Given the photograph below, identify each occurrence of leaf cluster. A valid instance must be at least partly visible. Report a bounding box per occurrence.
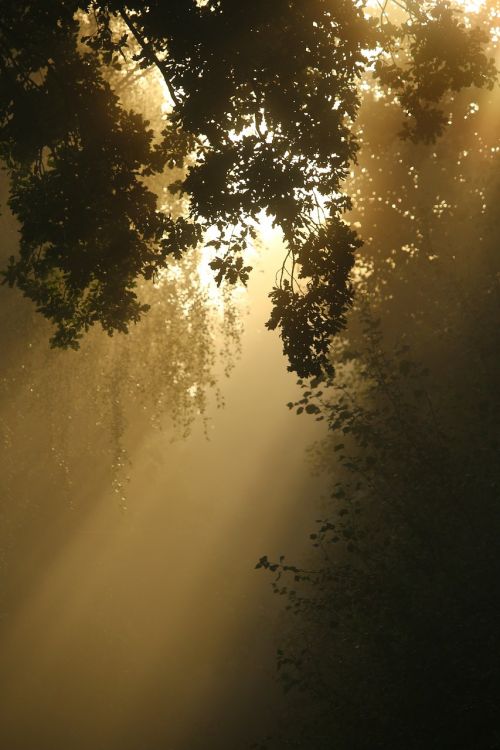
[0,0,496,372]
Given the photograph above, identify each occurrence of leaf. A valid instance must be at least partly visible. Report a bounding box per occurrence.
[305,403,321,414]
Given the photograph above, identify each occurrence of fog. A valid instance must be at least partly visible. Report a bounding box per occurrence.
[1,4,499,748]
[0,197,329,749]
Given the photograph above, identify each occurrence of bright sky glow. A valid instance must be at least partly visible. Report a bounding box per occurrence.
[366,0,487,16]
[457,0,486,12]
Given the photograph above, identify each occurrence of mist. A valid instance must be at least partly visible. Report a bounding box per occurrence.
[1,2,499,749]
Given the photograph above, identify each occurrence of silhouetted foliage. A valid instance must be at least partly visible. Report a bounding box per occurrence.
[257,48,500,747]
[260,341,500,748]
[0,0,496,374]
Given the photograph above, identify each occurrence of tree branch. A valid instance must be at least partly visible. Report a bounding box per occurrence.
[117,7,181,108]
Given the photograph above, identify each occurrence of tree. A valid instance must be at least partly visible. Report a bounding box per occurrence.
[255,43,500,747]
[0,0,496,375]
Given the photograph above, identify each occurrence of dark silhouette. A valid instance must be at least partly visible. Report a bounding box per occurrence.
[0,1,496,374]
[257,70,500,749]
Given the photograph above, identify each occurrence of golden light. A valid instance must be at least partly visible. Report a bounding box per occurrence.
[457,0,486,12]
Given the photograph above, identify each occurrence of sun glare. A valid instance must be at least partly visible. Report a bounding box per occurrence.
[457,0,486,12]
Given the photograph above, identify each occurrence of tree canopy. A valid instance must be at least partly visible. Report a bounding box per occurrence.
[0,0,496,375]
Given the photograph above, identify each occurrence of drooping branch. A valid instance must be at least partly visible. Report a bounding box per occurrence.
[117,7,181,108]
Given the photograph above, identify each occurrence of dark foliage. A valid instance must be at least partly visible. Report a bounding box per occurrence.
[0,0,496,371]
[260,322,500,749]
[257,67,500,748]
